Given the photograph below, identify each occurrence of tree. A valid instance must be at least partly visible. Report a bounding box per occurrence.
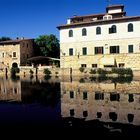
[0,37,11,42]
[35,34,60,58]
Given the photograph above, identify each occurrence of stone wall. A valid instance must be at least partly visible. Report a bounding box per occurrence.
[61,53,140,70]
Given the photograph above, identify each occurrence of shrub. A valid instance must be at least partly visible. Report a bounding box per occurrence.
[44,75,51,81]
[79,78,85,83]
[97,68,107,75]
[11,67,20,76]
[112,68,133,76]
[11,75,20,82]
[29,69,34,75]
[125,68,133,76]
[111,76,133,83]
[79,67,85,73]
[90,69,96,74]
[44,68,51,75]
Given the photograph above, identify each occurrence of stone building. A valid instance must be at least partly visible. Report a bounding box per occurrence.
[58,5,140,70]
[0,38,34,69]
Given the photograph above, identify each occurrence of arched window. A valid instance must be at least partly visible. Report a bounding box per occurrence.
[128,23,133,32]
[82,28,87,36]
[112,25,116,33]
[96,27,101,35]
[69,30,73,37]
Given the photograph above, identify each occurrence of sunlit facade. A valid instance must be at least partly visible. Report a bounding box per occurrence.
[58,5,140,70]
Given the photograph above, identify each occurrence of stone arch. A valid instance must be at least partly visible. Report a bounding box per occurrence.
[12,62,18,68]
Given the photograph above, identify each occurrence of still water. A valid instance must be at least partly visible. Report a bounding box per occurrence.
[0,75,140,134]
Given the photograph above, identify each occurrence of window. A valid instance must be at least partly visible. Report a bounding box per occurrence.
[128,23,133,32]
[69,48,73,56]
[109,112,117,121]
[70,109,75,117]
[96,27,101,35]
[92,64,97,68]
[83,91,88,100]
[110,93,120,101]
[128,94,134,102]
[128,45,133,53]
[127,114,134,123]
[96,112,102,118]
[95,47,104,54]
[69,30,73,37]
[95,92,104,100]
[83,111,88,118]
[27,54,29,58]
[119,63,125,68]
[82,47,87,55]
[14,88,17,94]
[110,46,119,54]
[70,91,74,99]
[27,43,28,48]
[82,28,87,36]
[109,25,117,34]
[81,64,87,68]
[2,53,4,58]
[13,52,16,58]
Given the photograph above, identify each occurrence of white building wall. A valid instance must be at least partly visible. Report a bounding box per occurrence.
[59,19,140,69]
[60,21,140,43]
[108,9,122,14]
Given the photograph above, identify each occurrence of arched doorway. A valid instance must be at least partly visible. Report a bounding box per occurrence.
[12,63,18,68]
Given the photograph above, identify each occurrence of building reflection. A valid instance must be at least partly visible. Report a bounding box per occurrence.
[0,76,60,107]
[0,77,21,102]
[61,77,140,126]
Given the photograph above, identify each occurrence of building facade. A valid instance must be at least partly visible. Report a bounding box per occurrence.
[0,38,34,69]
[58,5,140,70]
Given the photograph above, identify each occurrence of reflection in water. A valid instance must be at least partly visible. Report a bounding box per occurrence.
[0,76,61,127]
[0,75,140,134]
[61,76,140,134]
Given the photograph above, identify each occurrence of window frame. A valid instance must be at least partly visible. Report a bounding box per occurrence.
[82,28,87,36]
[128,23,133,32]
[82,47,87,55]
[96,27,101,35]
[69,30,73,37]
[69,48,73,56]
[13,52,17,58]
[128,45,133,53]
[95,47,104,54]
[109,25,117,34]
[110,46,120,54]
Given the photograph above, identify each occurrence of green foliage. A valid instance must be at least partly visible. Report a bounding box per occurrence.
[34,34,60,58]
[89,76,133,83]
[125,68,133,76]
[97,68,107,75]
[44,75,51,81]
[89,69,96,74]
[79,67,85,73]
[112,68,133,76]
[44,68,51,75]
[11,67,20,76]
[0,37,11,42]
[111,76,133,83]
[11,75,20,82]
[29,69,34,75]
[79,78,85,83]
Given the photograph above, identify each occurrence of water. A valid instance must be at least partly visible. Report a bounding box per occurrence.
[0,75,140,135]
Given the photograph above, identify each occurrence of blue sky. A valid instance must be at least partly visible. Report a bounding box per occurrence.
[0,0,140,39]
